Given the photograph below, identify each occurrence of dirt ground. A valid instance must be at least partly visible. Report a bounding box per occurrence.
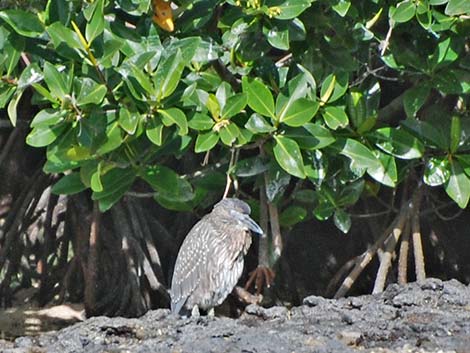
[1,278,469,353]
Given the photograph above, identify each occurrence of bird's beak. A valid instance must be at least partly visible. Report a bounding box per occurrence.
[236,212,264,235]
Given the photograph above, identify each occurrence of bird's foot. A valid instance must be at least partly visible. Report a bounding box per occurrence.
[191,305,201,318]
[233,286,263,305]
[244,265,276,295]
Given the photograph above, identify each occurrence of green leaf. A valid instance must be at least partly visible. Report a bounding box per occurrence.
[159,108,188,136]
[242,77,275,118]
[154,49,185,100]
[142,165,194,202]
[51,173,87,195]
[371,127,424,159]
[264,24,289,50]
[320,74,336,103]
[333,138,381,172]
[7,90,22,127]
[424,157,450,186]
[146,119,164,146]
[445,0,470,16]
[450,116,461,153]
[188,113,214,131]
[403,85,430,118]
[43,62,68,98]
[96,122,123,155]
[280,98,319,127]
[245,113,276,134]
[76,79,107,106]
[206,94,220,119]
[347,91,366,129]
[367,150,397,187]
[273,0,313,20]
[219,122,240,146]
[401,119,448,149]
[273,135,306,179]
[302,123,336,149]
[17,63,44,90]
[235,156,269,177]
[334,209,351,233]
[92,168,136,212]
[327,73,349,103]
[322,106,349,130]
[391,0,416,23]
[332,0,351,17]
[195,131,219,153]
[280,206,307,227]
[85,0,104,43]
[31,109,65,128]
[0,10,43,37]
[26,124,67,147]
[221,93,248,119]
[119,107,140,135]
[445,160,470,208]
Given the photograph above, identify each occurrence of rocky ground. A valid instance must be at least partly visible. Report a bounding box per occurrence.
[1,278,470,353]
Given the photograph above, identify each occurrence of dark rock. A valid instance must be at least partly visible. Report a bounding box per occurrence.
[1,279,470,353]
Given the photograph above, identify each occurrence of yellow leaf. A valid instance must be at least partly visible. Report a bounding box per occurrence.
[152,0,174,32]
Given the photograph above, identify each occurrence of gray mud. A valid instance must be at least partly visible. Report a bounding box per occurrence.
[2,278,469,353]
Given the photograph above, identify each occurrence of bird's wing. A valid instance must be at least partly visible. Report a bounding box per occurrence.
[170,219,210,314]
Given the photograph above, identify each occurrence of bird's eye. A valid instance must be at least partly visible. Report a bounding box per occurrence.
[161,11,166,16]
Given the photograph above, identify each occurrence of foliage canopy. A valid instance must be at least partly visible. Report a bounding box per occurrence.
[1,0,470,234]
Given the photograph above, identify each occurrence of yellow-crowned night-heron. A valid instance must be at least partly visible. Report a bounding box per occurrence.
[170,198,263,316]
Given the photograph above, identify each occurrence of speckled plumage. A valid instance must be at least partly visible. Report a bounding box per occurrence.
[170,198,262,316]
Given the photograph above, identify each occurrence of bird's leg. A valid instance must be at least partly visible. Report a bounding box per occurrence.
[207,308,215,317]
[233,286,262,305]
[244,266,276,295]
[191,305,201,318]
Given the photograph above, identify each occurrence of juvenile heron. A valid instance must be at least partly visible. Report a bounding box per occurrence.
[170,198,263,316]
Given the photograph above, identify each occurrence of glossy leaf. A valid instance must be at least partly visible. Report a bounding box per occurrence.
[142,165,194,202]
[280,98,319,127]
[280,206,307,227]
[85,0,104,43]
[274,0,313,20]
[51,173,87,195]
[0,10,43,37]
[445,0,470,16]
[31,109,65,128]
[273,135,306,179]
[322,106,349,130]
[154,49,184,100]
[371,127,424,159]
[146,119,164,146]
[242,77,275,118]
[403,85,430,118]
[245,113,276,134]
[445,160,470,208]
[424,157,450,186]
[92,168,136,212]
[188,113,214,131]
[119,107,140,135]
[195,131,219,153]
[391,1,416,23]
[221,93,247,119]
[26,124,67,147]
[334,209,351,233]
[159,108,188,136]
[43,62,68,99]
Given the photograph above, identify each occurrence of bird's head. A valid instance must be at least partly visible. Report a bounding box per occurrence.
[213,198,264,235]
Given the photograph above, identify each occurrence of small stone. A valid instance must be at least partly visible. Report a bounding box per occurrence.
[337,330,362,346]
